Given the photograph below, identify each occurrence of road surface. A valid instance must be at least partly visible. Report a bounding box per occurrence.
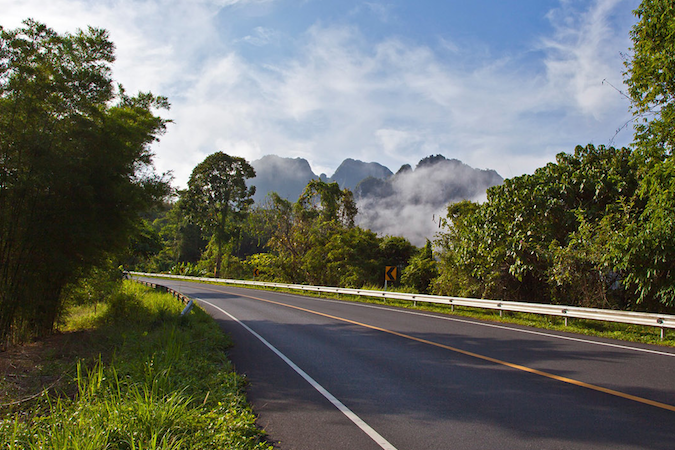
[137,276,675,449]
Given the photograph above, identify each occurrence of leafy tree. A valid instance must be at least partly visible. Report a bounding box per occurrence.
[257,193,309,281]
[434,145,637,306]
[432,1,675,310]
[379,235,417,268]
[296,179,357,227]
[144,201,209,272]
[181,152,256,277]
[625,0,675,160]
[123,219,164,269]
[402,240,438,294]
[548,215,624,309]
[613,157,675,309]
[614,0,675,309]
[258,180,388,287]
[303,226,382,287]
[0,20,170,343]
[433,200,484,297]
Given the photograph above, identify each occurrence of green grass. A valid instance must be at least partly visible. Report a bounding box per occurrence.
[0,281,272,450]
[192,278,675,347]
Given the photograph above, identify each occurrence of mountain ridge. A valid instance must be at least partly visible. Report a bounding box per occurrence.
[249,154,503,244]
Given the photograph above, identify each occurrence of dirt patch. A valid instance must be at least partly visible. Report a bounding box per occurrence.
[0,330,100,411]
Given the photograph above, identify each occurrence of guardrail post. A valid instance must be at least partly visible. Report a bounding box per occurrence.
[657,319,665,341]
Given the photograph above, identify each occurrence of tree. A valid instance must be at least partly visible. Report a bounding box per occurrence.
[402,240,438,294]
[612,157,675,309]
[434,145,636,306]
[0,20,170,344]
[433,200,484,297]
[614,1,675,309]
[379,235,416,268]
[259,193,309,282]
[257,180,390,287]
[296,179,357,227]
[182,152,256,277]
[625,0,675,160]
[304,226,382,287]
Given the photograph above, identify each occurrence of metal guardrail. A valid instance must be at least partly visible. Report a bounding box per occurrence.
[134,279,191,305]
[129,272,675,339]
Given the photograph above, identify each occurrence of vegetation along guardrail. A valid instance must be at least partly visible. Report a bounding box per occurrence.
[130,272,675,340]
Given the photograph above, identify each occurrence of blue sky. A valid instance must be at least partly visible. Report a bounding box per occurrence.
[5,0,640,187]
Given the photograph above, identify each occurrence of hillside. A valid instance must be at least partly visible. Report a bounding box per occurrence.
[328,158,393,190]
[249,155,317,204]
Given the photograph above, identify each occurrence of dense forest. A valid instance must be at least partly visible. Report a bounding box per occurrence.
[2,0,675,346]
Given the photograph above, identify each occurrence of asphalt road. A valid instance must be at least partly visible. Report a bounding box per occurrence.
[137,277,675,449]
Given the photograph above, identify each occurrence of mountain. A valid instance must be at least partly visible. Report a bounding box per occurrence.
[355,155,502,204]
[249,155,316,204]
[329,158,393,190]
[354,155,503,245]
[248,154,503,245]
[249,155,393,202]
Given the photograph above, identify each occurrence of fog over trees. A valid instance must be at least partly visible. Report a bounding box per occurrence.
[355,156,503,245]
[248,154,502,245]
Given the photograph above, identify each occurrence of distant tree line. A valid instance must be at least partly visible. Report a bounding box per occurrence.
[145,172,419,290]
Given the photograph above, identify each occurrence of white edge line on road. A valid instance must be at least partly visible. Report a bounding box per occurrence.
[196,297,399,450]
[267,290,675,358]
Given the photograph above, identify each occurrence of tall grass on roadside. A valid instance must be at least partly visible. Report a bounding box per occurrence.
[0,281,271,450]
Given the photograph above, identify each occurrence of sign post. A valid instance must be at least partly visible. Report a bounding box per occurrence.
[384,266,397,291]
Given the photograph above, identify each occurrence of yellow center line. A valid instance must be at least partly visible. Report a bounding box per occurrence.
[197,284,675,413]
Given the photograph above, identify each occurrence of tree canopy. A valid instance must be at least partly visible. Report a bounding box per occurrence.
[0,20,170,344]
[434,144,638,307]
[181,152,256,277]
[616,0,675,308]
[431,1,675,311]
[626,0,675,160]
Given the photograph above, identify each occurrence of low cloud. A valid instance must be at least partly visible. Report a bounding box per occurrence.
[355,158,503,246]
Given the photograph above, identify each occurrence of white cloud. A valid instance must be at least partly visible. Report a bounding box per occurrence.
[218,0,274,5]
[375,129,422,158]
[2,0,638,191]
[541,0,634,118]
[237,26,279,46]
